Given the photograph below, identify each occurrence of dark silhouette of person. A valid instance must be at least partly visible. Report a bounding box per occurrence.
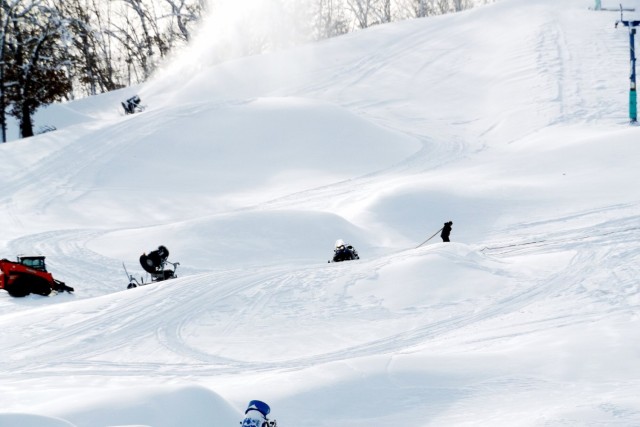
[441,221,453,242]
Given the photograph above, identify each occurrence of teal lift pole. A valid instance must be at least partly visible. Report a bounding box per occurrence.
[616,4,640,123]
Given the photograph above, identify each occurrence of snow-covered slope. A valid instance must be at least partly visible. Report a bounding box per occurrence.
[1,0,640,425]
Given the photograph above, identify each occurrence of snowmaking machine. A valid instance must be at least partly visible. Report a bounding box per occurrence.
[121,95,144,115]
[125,245,179,289]
[0,255,74,297]
[241,400,277,427]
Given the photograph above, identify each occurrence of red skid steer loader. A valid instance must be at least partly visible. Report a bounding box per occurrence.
[0,256,74,297]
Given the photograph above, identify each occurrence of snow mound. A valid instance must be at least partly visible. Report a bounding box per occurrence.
[47,385,240,427]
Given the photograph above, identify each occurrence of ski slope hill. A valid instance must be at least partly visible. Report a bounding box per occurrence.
[1,0,640,425]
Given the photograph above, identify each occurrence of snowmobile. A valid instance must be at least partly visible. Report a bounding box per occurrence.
[241,400,277,427]
[125,245,179,289]
[330,239,359,263]
[0,255,74,297]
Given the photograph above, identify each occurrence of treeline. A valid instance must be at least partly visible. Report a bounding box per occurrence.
[0,0,204,140]
[0,0,491,141]
[310,0,493,39]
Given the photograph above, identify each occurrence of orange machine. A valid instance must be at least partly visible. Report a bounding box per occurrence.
[0,256,73,297]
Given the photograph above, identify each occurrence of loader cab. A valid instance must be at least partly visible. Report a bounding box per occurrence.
[17,256,47,272]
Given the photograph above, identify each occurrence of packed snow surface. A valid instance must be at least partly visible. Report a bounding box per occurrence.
[2,0,640,425]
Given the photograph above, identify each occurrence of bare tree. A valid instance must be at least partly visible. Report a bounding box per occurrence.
[0,0,23,142]
[117,0,155,79]
[451,0,472,12]
[313,0,350,40]
[2,0,73,138]
[54,0,117,96]
[435,0,450,14]
[346,0,373,28]
[163,0,204,43]
[87,0,122,92]
[374,0,392,24]
[412,0,434,18]
[396,0,478,19]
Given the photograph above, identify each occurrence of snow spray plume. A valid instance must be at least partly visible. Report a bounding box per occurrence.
[144,0,314,97]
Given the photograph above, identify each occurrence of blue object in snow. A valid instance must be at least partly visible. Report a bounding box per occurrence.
[245,400,270,417]
[242,400,278,427]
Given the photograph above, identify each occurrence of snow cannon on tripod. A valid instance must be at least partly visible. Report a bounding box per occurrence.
[125,245,180,289]
[121,95,144,115]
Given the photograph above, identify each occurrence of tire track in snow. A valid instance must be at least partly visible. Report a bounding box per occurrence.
[0,266,295,376]
[479,208,640,333]
[13,253,551,376]
[6,228,139,296]
[5,192,638,379]
[214,220,639,372]
[153,268,295,366]
[4,215,637,380]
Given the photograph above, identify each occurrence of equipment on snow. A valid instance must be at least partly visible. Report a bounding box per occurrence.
[329,239,359,263]
[121,95,144,115]
[125,245,180,289]
[241,400,277,427]
[416,227,443,248]
[0,255,74,297]
[615,4,640,123]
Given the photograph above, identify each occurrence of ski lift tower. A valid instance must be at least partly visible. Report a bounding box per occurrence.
[616,4,640,123]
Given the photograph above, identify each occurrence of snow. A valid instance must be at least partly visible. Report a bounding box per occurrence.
[2,0,640,425]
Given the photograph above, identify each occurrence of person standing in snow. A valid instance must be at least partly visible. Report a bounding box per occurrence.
[441,221,453,242]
